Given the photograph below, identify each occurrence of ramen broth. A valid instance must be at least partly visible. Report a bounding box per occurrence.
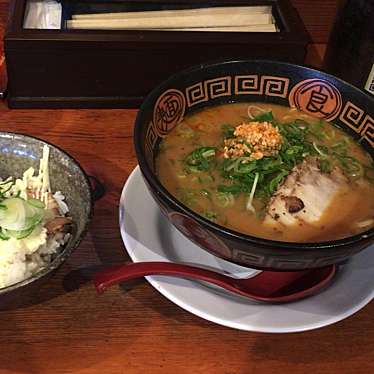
[157,103,374,242]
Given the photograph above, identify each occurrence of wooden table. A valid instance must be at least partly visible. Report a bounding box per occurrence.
[1,1,374,373]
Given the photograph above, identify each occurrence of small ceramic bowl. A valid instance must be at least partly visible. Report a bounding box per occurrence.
[0,132,93,308]
[134,60,374,271]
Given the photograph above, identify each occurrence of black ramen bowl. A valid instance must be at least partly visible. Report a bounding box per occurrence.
[134,60,374,271]
[0,133,93,308]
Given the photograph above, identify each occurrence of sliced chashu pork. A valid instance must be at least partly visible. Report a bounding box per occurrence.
[265,157,348,227]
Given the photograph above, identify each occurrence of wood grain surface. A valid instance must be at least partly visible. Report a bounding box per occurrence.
[1,1,373,374]
[291,0,339,43]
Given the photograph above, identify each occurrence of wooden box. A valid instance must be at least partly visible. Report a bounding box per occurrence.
[4,0,310,108]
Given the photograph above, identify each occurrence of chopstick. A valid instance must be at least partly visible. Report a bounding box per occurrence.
[66,24,277,32]
[71,6,272,20]
[158,25,278,32]
[67,13,274,30]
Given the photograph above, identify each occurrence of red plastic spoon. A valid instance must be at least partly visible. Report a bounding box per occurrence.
[93,262,336,303]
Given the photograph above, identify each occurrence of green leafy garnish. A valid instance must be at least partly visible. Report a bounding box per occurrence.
[185,147,216,172]
[217,118,316,202]
[333,152,363,178]
[307,120,326,140]
[252,111,274,122]
[3,227,35,240]
[221,124,235,139]
[213,192,235,208]
[268,170,289,194]
[319,158,332,173]
[27,198,46,209]
[204,210,218,222]
[0,196,45,240]
[0,230,9,240]
[178,111,374,217]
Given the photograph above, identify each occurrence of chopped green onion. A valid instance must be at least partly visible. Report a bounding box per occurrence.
[333,153,363,178]
[221,124,235,139]
[294,119,309,129]
[313,142,329,157]
[218,184,248,194]
[201,149,215,158]
[252,111,274,122]
[0,179,14,195]
[214,192,235,208]
[319,159,332,173]
[0,229,9,240]
[268,170,289,194]
[0,179,12,185]
[186,166,201,173]
[185,147,216,172]
[308,120,326,140]
[204,211,218,222]
[27,198,45,209]
[234,160,257,174]
[4,226,35,240]
[0,197,44,232]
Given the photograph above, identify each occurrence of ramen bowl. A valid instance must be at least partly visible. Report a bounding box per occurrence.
[0,132,93,308]
[134,60,374,271]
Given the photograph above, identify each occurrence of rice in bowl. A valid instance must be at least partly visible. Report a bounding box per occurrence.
[0,145,72,289]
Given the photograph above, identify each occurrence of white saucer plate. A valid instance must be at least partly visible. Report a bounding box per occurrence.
[119,167,374,333]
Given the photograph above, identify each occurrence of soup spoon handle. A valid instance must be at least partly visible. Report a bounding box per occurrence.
[93,261,336,302]
[94,261,246,294]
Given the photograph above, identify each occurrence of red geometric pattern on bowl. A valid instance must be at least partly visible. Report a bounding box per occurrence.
[169,212,232,259]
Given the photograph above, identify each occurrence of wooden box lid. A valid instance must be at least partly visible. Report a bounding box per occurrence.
[4,0,310,108]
